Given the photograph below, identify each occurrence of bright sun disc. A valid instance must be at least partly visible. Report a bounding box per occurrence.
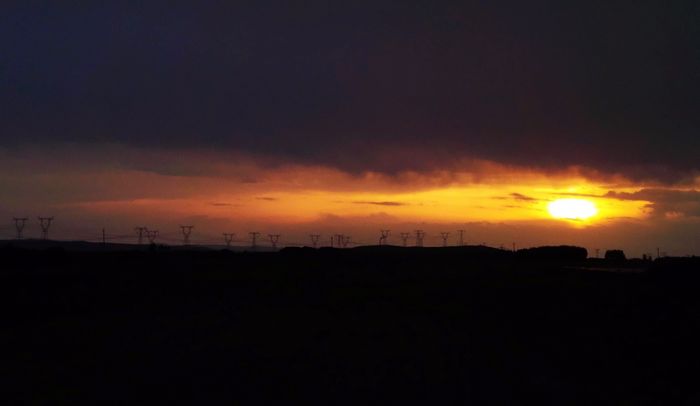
[547,198,598,220]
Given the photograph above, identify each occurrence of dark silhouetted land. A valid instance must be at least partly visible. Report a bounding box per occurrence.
[2,242,699,404]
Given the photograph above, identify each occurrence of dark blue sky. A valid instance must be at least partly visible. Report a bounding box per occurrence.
[2,1,699,180]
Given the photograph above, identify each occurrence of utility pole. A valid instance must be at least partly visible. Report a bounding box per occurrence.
[440,232,450,247]
[223,233,235,248]
[13,217,27,240]
[135,227,148,245]
[37,217,54,240]
[310,234,320,248]
[146,230,159,244]
[268,234,280,249]
[415,230,425,247]
[180,225,194,245]
[249,232,260,249]
[379,229,391,245]
[400,232,410,247]
[457,229,465,246]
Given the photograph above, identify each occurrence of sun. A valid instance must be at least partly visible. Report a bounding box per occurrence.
[547,198,598,220]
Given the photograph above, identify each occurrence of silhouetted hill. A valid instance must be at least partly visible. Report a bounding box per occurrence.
[1,246,699,404]
[515,245,588,261]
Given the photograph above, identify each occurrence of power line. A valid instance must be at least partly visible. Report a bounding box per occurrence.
[440,232,450,247]
[400,232,410,247]
[146,230,159,244]
[180,225,194,245]
[223,233,235,248]
[13,217,27,240]
[414,230,425,247]
[310,234,320,248]
[135,227,147,244]
[268,234,280,249]
[379,229,391,245]
[249,232,260,249]
[37,217,54,240]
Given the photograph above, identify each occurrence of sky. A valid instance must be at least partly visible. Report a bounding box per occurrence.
[1,1,699,256]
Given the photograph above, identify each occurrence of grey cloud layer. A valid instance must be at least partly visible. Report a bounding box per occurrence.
[1,1,699,181]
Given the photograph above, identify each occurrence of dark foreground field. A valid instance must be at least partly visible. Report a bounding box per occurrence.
[2,245,700,405]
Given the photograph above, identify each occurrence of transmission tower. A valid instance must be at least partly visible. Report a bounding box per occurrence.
[379,229,391,245]
[334,234,344,248]
[457,229,465,246]
[249,232,260,249]
[268,234,280,249]
[223,233,235,248]
[414,230,425,247]
[135,227,147,244]
[310,234,320,248]
[37,217,54,240]
[400,232,410,247]
[13,217,27,240]
[180,225,194,245]
[342,235,351,248]
[440,232,450,247]
[146,230,159,244]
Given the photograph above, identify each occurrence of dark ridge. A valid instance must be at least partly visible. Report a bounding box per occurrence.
[515,245,588,261]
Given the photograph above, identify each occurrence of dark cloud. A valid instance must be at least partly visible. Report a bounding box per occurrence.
[510,193,538,202]
[255,197,278,201]
[1,1,699,181]
[493,193,539,202]
[352,201,407,206]
[210,202,235,207]
[606,189,700,218]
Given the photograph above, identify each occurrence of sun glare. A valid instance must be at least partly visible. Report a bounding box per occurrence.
[547,198,598,220]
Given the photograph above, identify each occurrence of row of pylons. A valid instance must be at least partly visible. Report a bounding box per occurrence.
[10,219,475,250]
[12,217,53,240]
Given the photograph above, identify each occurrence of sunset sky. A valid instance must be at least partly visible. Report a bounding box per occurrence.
[1,2,699,256]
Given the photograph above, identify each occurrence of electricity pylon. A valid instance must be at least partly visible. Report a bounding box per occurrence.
[310,234,320,248]
[37,217,54,240]
[146,230,159,243]
[334,234,344,248]
[13,217,27,240]
[457,229,465,246]
[249,232,260,249]
[135,227,147,244]
[268,234,280,249]
[223,233,235,248]
[414,230,425,247]
[400,232,410,247]
[440,232,450,247]
[379,229,391,245]
[180,225,194,245]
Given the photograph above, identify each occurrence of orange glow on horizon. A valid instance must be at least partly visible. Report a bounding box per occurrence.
[69,168,651,227]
